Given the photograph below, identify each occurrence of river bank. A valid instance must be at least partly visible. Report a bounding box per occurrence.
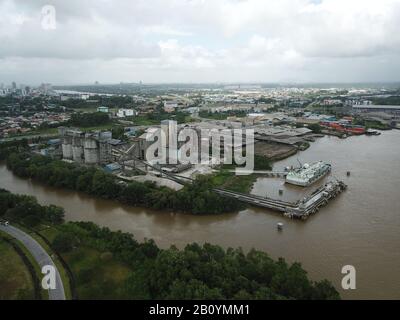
[1,130,400,299]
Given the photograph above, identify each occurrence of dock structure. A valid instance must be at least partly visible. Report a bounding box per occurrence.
[228,169,287,178]
[112,147,347,220]
[283,180,347,219]
[214,180,347,220]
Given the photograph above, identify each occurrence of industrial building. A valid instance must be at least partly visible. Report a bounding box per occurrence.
[97,106,109,113]
[163,101,178,113]
[352,104,400,115]
[58,127,114,165]
[135,120,253,167]
[117,108,137,118]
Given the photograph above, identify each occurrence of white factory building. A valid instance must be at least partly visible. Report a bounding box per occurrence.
[117,108,137,118]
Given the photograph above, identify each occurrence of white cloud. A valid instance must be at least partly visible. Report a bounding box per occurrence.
[0,0,399,84]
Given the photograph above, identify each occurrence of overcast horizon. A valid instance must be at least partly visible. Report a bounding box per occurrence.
[1,0,400,86]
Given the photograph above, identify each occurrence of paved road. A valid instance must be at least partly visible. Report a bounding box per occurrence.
[0,224,66,300]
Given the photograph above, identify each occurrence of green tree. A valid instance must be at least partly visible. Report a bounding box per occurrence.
[52,232,78,253]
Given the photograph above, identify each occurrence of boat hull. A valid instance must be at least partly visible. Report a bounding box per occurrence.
[285,166,331,187]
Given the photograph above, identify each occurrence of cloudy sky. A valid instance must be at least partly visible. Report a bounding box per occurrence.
[1,0,400,85]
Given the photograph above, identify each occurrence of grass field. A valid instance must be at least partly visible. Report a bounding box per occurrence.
[38,226,131,300]
[77,123,116,132]
[63,247,131,299]
[6,224,132,300]
[210,169,258,193]
[0,236,35,300]
[6,127,58,139]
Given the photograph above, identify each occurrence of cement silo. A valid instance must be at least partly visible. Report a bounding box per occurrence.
[84,135,100,164]
[61,136,73,159]
[98,131,112,164]
[58,127,73,160]
[72,134,84,163]
[99,131,112,141]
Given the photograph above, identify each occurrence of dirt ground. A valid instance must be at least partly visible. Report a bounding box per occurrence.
[254,141,298,161]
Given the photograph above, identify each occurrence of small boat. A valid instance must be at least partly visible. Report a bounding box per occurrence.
[365,129,381,136]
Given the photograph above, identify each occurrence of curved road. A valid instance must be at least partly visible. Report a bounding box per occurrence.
[0,224,66,300]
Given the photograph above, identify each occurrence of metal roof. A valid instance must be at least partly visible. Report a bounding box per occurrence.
[352,105,400,110]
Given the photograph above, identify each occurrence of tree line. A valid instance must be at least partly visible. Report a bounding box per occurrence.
[0,189,64,227]
[59,221,339,300]
[0,139,29,161]
[6,152,241,215]
[68,112,111,127]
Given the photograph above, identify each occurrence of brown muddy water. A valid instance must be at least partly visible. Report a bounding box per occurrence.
[1,130,400,299]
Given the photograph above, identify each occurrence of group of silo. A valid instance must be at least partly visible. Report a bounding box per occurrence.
[58,127,112,165]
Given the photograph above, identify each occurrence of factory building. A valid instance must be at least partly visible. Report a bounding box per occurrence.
[136,120,247,166]
[117,108,137,118]
[352,104,400,115]
[58,127,113,165]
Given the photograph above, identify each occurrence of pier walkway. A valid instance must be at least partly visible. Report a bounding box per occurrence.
[228,169,287,178]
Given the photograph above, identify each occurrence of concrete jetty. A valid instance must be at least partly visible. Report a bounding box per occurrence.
[113,149,347,220]
[214,180,347,220]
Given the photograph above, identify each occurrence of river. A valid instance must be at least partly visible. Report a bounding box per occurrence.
[1,130,400,299]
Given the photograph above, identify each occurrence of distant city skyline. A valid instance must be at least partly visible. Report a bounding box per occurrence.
[1,0,400,85]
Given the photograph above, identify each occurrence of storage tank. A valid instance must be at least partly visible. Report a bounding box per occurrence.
[58,127,67,136]
[99,141,111,164]
[62,142,73,159]
[61,135,73,159]
[99,131,112,141]
[84,137,99,164]
[72,146,84,163]
[72,136,84,163]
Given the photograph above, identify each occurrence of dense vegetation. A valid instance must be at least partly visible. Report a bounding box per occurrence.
[60,221,339,300]
[210,170,257,193]
[199,110,247,120]
[69,112,111,127]
[0,188,340,300]
[307,123,322,134]
[0,238,35,299]
[0,96,15,107]
[133,106,192,125]
[353,118,391,130]
[253,154,273,170]
[0,189,64,227]
[58,95,137,110]
[0,139,28,161]
[5,153,241,214]
[371,96,400,105]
